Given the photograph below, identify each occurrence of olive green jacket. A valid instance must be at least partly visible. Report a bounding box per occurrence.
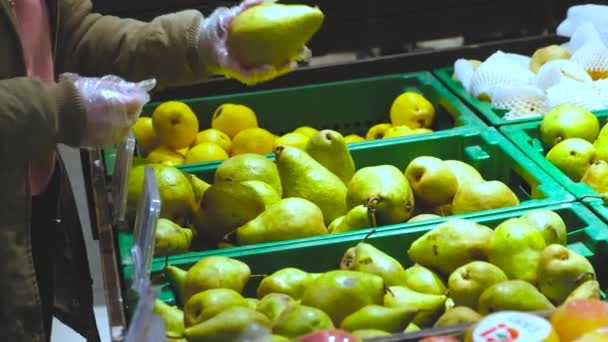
[0,0,209,340]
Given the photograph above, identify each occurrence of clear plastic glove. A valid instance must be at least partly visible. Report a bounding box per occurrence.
[198,0,311,86]
[61,73,156,149]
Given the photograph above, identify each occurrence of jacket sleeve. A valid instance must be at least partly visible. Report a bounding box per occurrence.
[0,78,86,164]
[57,0,209,91]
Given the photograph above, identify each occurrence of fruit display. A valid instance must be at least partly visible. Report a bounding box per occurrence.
[122,127,565,260]
[132,91,439,167]
[143,207,604,341]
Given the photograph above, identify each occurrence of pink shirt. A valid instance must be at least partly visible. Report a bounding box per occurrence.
[13,0,57,196]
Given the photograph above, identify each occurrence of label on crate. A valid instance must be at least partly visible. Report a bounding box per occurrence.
[469,311,557,342]
[112,130,136,224]
[131,165,161,294]
[124,284,165,342]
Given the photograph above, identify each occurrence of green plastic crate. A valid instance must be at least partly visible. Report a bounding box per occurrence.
[103,71,485,176]
[434,66,608,127]
[500,111,608,201]
[121,202,608,322]
[116,127,574,267]
[589,200,608,225]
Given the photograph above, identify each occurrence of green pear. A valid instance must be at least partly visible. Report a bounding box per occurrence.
[165,265,188,307]
[347,165,415,225]
[451,180,520,215]
[331,205,372,234]
[447,261,508,309]
[530,45,572,73]
[183,288,248,327]
[352,330,390,339]
[305,129,356,185]
[301,270,385,325]
[477,280,555,315]
[328,216,344,233]
[520,209,568,246]
[256,293,296,323]
[272,304,335,339]
[407,213,442,223]
[407,219,494,275]
[546,138,597,181]
[404,156,459,207]
[582,159,608,194]
[540,104,599,148]
[257,267,317,300]
[185,173,211,206]
[241,180,282,204]
[271,335,290,342]
[564,279,601,303]
[153,300,184,337]
[214,153,282,196]
[593,123,608,161]
[340,304,418,333]
[443,160,484,187]
[275,145,347,224]
[246,298,260,310]
[228,3,324,69]
[192,181,278,243]
[183,306,271,342]
[537,244,596,304]
[184,256,251,302]
[433,306,483,328]
[403,264,447,295]
[340,242,407,286]
[236,197,328,245]
[488,218,546,284]
[154,218,193,257]
[383,286,447,327]
[404,323,421,333]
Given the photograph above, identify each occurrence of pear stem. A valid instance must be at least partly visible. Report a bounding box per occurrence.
[576,272,596,284]
[249,274,268,279]
[363,229,377,243]
[384,285,395,297]
[364,197,381,228]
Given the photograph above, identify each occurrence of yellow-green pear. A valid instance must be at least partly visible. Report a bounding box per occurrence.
[488,218,546,284]
[407,213,442,223]
[582,159,608,194]
[347,165,415,225]
[530,44,572,72]
[383,286,447,327]
[256,293,296,323]
[594,123,608,161]
[339,242,407,286]
[246,298,260,310]
[183,306,271,342]
[546,138,597,181]
[352,330,390,339]
[275,145,347,224]
[404,323,421,333]
[407,219,494,275]
[272,304,335,339]
[153,300,184,337]
[235,197,328,245]
[214,153,282,196]
[537,244,596,304]
[564,279,601,303]
[540,104,599,148]
[165,265,188,307]
[520,209,568,246]
[183,288,248,327]
[447,261,508,309]
[271,335,290,342]
[451,180,520,214]
[477,280,555,315]
[305,129,356,185]
[331,205,372,234]
[184,256,251,302]
[433,306,483,328]
[301,270,384,325]
[185,173,211,206]
[228,3,324,68]
[443,160,484,186]
[404,156,459,207]
[403,264,447,295]
[256,267,317,300]
[154,218,193,257]
[340,304,418,333]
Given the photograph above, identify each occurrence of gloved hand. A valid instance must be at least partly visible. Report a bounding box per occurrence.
[198,0,311,85]
[61,73,156,149]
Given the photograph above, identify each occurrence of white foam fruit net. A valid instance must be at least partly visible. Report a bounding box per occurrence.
[453,58,476,93]
[468,51,534,100]
[547,79,604,110]
[534,59,592,90]
[571,38,608,80]
[592,79,608,107]
[491,85,549,120]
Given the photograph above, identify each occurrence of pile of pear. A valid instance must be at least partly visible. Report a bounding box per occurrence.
[152,208,599,341]
[150,128,524,257]
[540,104,608,199]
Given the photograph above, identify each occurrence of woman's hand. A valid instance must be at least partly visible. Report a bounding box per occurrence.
[61,73,156,149]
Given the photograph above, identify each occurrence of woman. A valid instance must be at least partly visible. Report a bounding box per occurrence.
[0,0,300,340]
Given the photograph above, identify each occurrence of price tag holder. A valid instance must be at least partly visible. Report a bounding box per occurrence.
[112,130,137,225]
[131,165,161,295]
[124,284,166,342]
